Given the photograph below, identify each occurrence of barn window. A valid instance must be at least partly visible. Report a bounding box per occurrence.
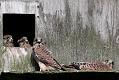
[3,14,35,47]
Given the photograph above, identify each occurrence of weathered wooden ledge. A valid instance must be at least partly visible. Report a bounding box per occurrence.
[0,47,34,72]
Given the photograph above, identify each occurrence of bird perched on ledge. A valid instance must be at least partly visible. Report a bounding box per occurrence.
[32,38,66,71]
[68,60,114,71]
[33,37,46,47]
[3,35,14,47]
[17,36,31,48]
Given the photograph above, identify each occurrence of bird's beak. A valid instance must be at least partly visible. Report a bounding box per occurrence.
[9,38,13,42]
[25,39,28,41]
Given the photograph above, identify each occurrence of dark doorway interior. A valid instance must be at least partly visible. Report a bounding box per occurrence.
[3,14,35,47]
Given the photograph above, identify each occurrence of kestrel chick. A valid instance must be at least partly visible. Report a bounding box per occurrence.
[3,35,14,47]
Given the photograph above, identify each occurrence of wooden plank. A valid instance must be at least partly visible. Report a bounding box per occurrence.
[1,47,34,72]
[0,0,119,71]
[35,0,119,70]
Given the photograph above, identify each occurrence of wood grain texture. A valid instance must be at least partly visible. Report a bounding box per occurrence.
[0,0,119,71]
[1,47,33,72]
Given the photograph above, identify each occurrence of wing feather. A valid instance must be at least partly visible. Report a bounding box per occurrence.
[33,44,61,69]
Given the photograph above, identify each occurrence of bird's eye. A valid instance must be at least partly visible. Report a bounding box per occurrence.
[77,63,80,65]
[83,63,86,65]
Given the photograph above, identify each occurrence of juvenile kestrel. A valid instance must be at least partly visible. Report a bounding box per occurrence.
[3,35,14,47]
[17,36,31,48]
[69,60,114,71]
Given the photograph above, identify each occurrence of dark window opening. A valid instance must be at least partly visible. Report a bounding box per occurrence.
[3,14,35,47]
